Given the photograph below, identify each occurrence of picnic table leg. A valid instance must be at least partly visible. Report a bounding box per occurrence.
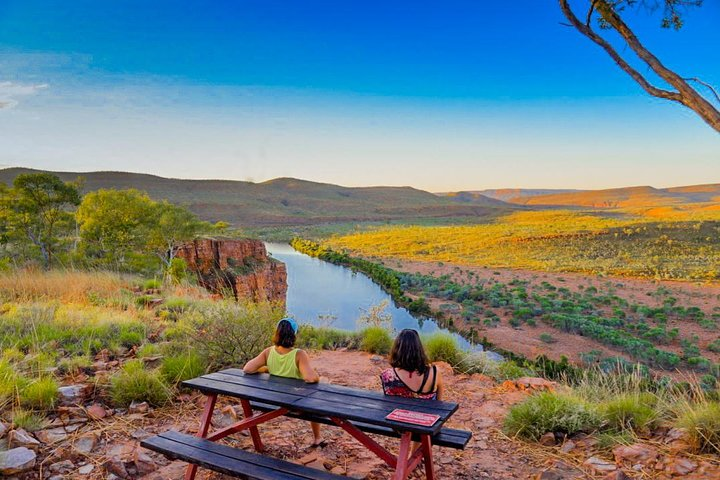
[421,434,436,480]
[241,399,264,452]
[393,432,413,480]
[185,393,217,480]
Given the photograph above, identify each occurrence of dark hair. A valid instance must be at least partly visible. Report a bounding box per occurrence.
[273,320,296,348]
[389,329,429,374]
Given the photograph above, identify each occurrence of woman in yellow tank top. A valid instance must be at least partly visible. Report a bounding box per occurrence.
[243,318,324,446]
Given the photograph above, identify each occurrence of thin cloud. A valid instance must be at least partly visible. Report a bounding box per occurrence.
[0,81,48,109]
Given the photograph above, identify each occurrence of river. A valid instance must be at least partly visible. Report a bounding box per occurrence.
[266,242,482,352]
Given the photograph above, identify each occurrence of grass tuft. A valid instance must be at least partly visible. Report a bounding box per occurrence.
[110,360,171,407]
[504,391,601,440]
[360,327,393,355]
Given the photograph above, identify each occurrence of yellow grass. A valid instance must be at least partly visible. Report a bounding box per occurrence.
[0,270,135,304]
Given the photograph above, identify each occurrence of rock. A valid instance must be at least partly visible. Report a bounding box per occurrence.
[36,427,71,444]
[104,456,130,479]
[176,238,287,303]
[47,475,64,480]
[7,429,41,451]
[57,384,90,406]
[537,470,565,480]
[78,463,95,475]
[95,349,111,363]
[140,460,186,480]
[559,440,576,453]
[133,449,158,476]
[330,466,345,475]
[298,452,320,465]
[584,456,617,474]
[539,432,556,446]
[0,422,7,438]
[73,432,99,455]
[604,471,632,480]
[49,459,75,474]
[0,447,37,475]
[306,459,328,471]
[129,400,149,414]
[665,457,697,476]
[370,355,383,363]
[515,377,556,390]
[613,443,658,465]
[86,404,108,420]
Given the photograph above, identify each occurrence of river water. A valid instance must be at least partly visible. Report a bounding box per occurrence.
[266,242,480,351]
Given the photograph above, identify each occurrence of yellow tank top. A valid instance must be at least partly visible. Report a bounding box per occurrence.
[266,347,302,380]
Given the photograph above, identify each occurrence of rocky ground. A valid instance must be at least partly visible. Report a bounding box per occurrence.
[1,350,719,479]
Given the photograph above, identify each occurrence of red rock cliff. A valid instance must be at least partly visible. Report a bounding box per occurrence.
[176,238,287,304]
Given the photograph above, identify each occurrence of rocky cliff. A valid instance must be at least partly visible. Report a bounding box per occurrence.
[176,238,287,303]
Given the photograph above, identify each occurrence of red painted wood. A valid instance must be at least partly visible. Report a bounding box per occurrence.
[421,434,436,480]
[330,417,397,468]
[207,408,288,442]
[184,393,217,480]
[241,398,265,452]
[393,432,413,480]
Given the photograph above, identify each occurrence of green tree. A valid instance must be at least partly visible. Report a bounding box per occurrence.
[559,0,719,132]
[146,200,206,268]
[76,189,156,269]
[0,173,81,268]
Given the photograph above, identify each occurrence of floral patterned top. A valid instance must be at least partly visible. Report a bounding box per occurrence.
[380,366,438,400]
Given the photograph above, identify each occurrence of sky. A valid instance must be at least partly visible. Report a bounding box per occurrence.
[0,0,718,192]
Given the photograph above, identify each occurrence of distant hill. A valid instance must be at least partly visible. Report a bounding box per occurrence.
[0,168,512,227]
[513,184,720,208]
[455,189,580,203]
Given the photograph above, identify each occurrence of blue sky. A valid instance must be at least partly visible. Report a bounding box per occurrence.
[0,0,718,191]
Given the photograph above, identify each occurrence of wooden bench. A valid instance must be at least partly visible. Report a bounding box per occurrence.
[142,430,345,480]
[250,401,472,450]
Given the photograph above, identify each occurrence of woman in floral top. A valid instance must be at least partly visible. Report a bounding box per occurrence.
[380,329,443,400]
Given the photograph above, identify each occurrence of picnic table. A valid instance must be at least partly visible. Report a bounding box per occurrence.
[141,368,471,480]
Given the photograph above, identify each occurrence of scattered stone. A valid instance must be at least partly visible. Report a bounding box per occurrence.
[306,459,328,471]
[73,432,99,455]
[0,422,7,438]
[78,463,95,475]
[95,349,111,363]
[0,447,37,475]
[133,449,158,476]
[604,471,631,480]
[298,451,320,465]
[36,427,71,444]
[49,459,75,474]
[140,460,186,480]
[370,355,384,363]
[129,400,149,414]
[537,470,565,480]
[539,432,556,446]
[330,465,345,475]
[613,443,658,465]
[515,377,556,391]
[131,428,151,439]
[57,384,90,406]
[7,428,41,451]
[86,404,108,420]
[559,440,576,453]
[584,456,617,474]
[665,457,697,476]
[47,475,64,480]
[104,456,130,479]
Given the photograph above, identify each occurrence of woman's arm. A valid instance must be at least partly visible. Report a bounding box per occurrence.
[434,368,444,401]
[243,347,271,374]
[296,350,320,383]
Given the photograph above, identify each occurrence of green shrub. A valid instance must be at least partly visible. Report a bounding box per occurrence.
[166,258,189,285]
[0,361,28,406]
[497,361,532,380]
[136,343,161,359]
[539,333,557,344]
[172,301,281,368]
[707,338,720,353]
[119,329,144,349]
[504,392,601,440]
[11,409,46,431]
[135,295,156,308]
[423,332,461,365]
[601,393,658,433]
[676,402,720,454]
[596,430,634,450]
[455,352,501,376]
[110,360,171,407]
[58,355,92,375]
[161,352,206,385]
[142,279,162,291]
[20,377,58,410]
[297,325,360,350]
[360,327,393,355]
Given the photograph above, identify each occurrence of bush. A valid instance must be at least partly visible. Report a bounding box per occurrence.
[161,352,206,385]
[58,356,92,376]
[142,279,162,291]
[297,325,360,350]
[423,332,461,366]
[497,361,532,380]
[166,258,189,284]
[360,327,393,355]
[504,392,601,440]
[676,402,720,454]
[11,409,46,431]
[110,360,171,407]
[20,377,58,410]
[455,352,501,376]
[136,343,161,359]
[601,393,658,434]
[539,333,557,344]
[174,301,281,368]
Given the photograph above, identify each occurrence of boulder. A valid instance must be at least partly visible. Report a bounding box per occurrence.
[0,447,37,475]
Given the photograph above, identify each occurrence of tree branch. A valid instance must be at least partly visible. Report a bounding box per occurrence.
[684,77,720,106]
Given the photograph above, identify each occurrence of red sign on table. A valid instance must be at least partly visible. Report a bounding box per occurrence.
[385,409,440,427]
